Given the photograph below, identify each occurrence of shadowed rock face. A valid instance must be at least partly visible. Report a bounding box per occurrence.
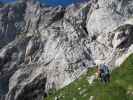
[0,0,133,100]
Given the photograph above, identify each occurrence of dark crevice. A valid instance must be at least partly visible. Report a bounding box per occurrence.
[0,78,9,96]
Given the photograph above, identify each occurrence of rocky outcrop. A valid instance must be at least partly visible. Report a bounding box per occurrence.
[86,0,133,66]
[0,0,133,100]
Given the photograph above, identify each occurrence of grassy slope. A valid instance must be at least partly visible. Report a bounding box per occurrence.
[46,54,133,100]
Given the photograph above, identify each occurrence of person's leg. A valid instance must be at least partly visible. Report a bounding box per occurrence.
[103,74,107,84]
[105,74,108,84]
[107,74,110,83]
[105,74,110,84]
[99,73,102,82]
[101,74,106,84]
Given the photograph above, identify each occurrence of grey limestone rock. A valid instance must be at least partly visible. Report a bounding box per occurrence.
[0,0,133,100]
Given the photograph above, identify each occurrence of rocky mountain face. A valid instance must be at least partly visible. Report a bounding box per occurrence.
[0,0,133,100]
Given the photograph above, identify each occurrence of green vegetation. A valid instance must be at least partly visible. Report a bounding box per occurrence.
[45,54,133,100]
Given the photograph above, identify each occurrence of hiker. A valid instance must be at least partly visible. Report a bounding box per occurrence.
[96,65,100,79]
[98,64,110,84]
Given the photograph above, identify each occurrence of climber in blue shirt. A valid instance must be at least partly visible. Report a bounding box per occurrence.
[99,64,110,84]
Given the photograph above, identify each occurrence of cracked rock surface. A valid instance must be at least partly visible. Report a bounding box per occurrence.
[0,0,133,100]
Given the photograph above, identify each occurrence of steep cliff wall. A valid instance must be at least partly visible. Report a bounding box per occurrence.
[0,0,133,100]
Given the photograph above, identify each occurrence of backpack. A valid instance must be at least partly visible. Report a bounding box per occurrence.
[103,64,110,75]
[100,64,110,75]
